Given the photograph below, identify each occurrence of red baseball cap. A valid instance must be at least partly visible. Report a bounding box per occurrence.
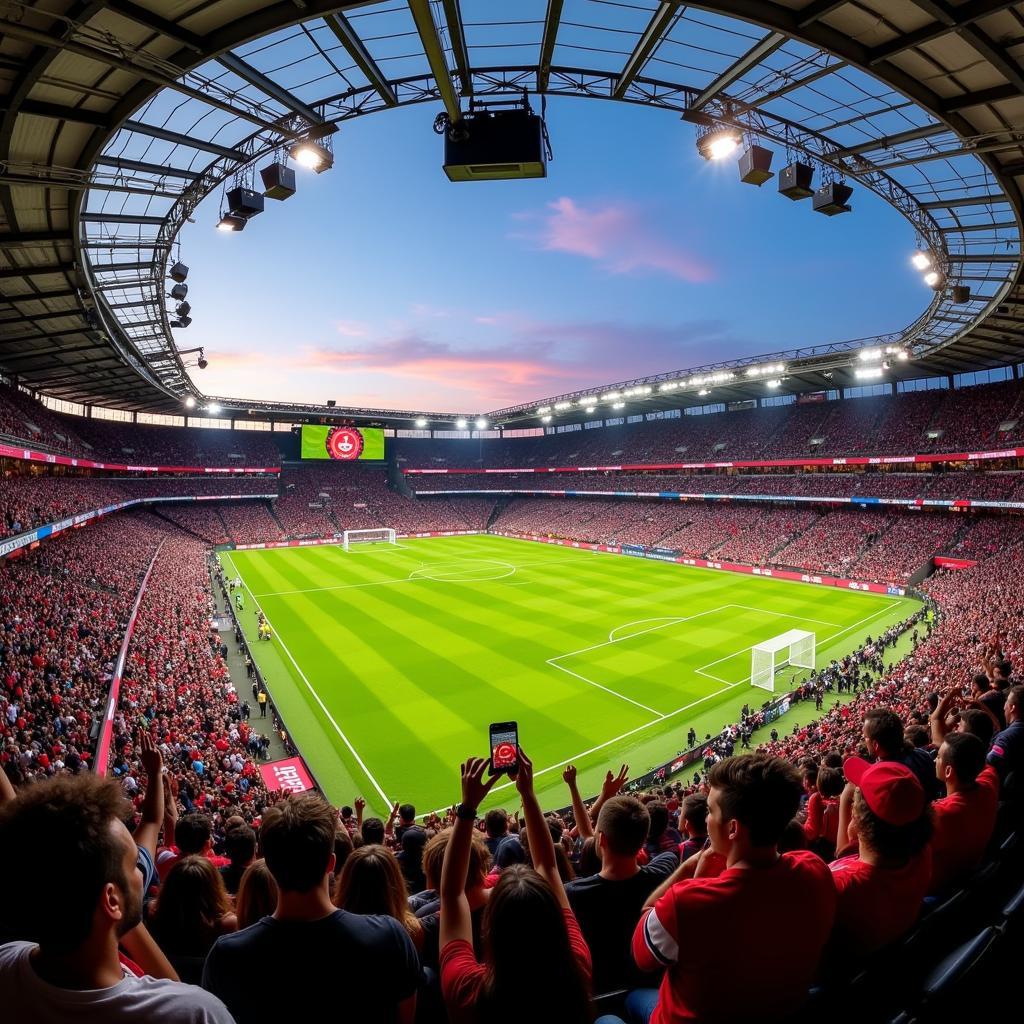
[843,756,926,826]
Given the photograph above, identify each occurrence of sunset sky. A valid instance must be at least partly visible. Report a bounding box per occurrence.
[179,98,928,413]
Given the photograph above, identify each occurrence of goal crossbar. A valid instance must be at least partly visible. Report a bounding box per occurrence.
[342,528,396,552]
[751,628,815,692]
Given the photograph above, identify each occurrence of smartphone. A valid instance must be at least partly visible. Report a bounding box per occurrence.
[489,721,519,777]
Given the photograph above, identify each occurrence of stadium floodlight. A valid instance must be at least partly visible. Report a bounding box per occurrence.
[738,145,773,186]
[175,301,191,318]
[475,418,488,429]
[415,417,427,428]
[226,186,264,221]
[184,396,196,408]
[698,126,741,161]
[912,250,932,271]
[612,401,625,410]
[554,401,572,411]
[207,403,221,414]
[698,388,710,397]
[766,379,781,388]
[455,418,467,429]
[897,349,910,361]
[217,214,246,232]
[537,406,551,415]
[168,262,189,283]
[171,316,192,329]
[923,270,945,289]
[855,366,884,380]
[260,161,296,200]
[584,405,596,414]
[541,414,552,423]
[858,347,882,361]
[197,353,208,369]
[290,139,333,173]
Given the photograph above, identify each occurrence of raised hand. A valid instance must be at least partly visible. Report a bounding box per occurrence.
[138,731,162,779]
[461,757,499,809]
[513,748,535,797]
[562,764,577,787]
[600,764,629,800]
[354,796,366,814]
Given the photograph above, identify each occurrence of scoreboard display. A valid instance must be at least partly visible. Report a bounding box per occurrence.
[300,425,385,461]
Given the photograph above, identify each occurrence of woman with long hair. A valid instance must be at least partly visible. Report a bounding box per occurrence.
[439,751,592,1024]
[235,858,279,929]
[148,855,237,983]
[333,844,423,950]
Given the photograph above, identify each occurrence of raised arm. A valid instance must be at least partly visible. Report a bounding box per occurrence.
[134,732,165,860]
[0,763,15,807]
[440,757,497,949]
[562,764,593,840]
[516,749,569,908]
[384,800,400,839]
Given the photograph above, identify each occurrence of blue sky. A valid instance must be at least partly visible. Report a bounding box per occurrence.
[178,97,928,413]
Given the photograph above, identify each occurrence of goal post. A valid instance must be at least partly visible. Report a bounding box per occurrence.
[750,628,815,692]
[342,528,397,551]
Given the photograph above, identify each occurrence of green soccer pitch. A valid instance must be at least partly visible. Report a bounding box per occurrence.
[221,535,919,816]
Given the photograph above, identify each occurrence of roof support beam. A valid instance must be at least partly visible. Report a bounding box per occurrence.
[940,84,1018,113]
[868,0,1019,64]
[217,51,323,125]
[0,17,300,139]
[94,157,201,181]
[80,213,165,226]
[829,122,947,158]
[614,2,678,100]
[1,287,77,302]
[940,220,1017,233]
[737,60,847,110]
[323,13,398,107]
[0,327,89,344]
[0,264,72,281]
[920,193,1008,209]
[0,231,71,247]
[91,262,154,273]
[958,24,1024,94]
[0,342,103,363]
[537,0,565,93]
[439,0,473,96]
[945,253,1020,263]
[407,0,462,122]
[690,32,787,112]
[795,1,849,29]
[102,0,205,52]
[121,121,247,161]
[9,99,109,128]
[0,308,79,324]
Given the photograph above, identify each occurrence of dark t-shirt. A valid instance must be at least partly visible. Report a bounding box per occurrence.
[418,904,486,971]
[989,720,1024,779]
[202,910,420,1024]
[566,851,678,992]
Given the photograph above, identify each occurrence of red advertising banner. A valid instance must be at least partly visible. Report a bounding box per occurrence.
[934,556,979,570]
[403,445,1024,475]
[0,440,280,475]
[260,757,316,794]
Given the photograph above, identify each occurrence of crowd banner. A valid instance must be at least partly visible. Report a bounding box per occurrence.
[933,556,979,570]
[260,757,316,794]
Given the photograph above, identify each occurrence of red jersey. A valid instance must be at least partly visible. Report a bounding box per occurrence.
[439,908,591,1024]
[829,847,931,956]
[929,766,999,895]
[633,851,836,1024]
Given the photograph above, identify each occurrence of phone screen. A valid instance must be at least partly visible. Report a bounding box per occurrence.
[489,722,518,775]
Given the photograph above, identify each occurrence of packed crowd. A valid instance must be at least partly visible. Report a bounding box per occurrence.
[0,472,1021,1022]
[410,469,1023,503]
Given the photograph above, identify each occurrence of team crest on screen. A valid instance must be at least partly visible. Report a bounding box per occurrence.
[326,427,363,461]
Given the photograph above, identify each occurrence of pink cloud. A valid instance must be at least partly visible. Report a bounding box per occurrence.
[521,197,714,283]
[334,319,369,337]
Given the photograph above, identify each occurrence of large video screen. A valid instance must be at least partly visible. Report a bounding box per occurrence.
[300,425,385,461]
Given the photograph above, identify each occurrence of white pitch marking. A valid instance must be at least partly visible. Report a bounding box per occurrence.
[546,659,665,718]
[726,604,842,628]
[222,554,393,810]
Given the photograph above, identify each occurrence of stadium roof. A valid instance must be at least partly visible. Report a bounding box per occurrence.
[1,0,1023,425]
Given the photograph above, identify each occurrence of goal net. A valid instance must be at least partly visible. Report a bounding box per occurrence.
[342,528,397,551]
[750,629,815,692]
